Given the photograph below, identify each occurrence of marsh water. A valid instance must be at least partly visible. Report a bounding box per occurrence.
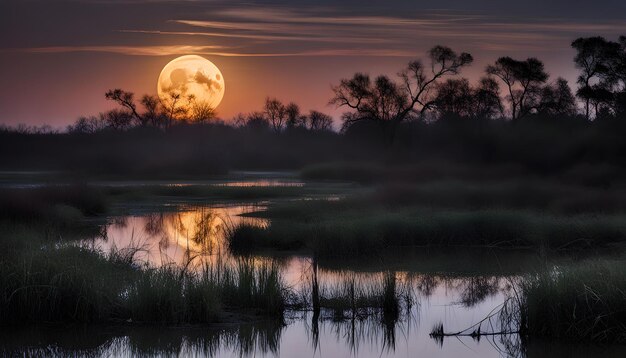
[3,173,626,357]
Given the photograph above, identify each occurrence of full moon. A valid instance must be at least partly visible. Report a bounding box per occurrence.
[157,55,225,110]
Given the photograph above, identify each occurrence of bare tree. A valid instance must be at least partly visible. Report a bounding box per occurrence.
[68,115,108,133]
[192,102,216,123]
[232,113,248,128]
[285,102,306,128]
[264,97,288,132]
[103,109,134,130]
[105,89,144,125]
[307,110,334,131]
[398,46,474,118]
[331,45,473,129]
[185,95,216,123]
[140,95,162,127]
[331,73,407,124]
[160,92,188,127]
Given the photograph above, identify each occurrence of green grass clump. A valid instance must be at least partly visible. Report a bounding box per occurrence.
[517,260,626,343]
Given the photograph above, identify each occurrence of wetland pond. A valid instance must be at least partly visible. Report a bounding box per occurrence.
[2,173,626,357]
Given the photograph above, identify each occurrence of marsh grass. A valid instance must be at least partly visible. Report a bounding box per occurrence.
[227,205,626,257]
[0,226,288,325]
[0,241,136,323]
[515,260,626,343]
[313,272,408,321]
[209,258,286,316]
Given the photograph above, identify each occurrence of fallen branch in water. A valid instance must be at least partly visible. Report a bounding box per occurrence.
[429,298,519,343]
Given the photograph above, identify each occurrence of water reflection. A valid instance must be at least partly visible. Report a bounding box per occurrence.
[5,310,626,358]
[213,180,304,187]
[56,207,626,357]
[307,313,403,356]
[88,205,269,269]
[0,322,284,357]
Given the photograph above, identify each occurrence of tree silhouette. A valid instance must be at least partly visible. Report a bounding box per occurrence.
[428,77,503,120]
[536,78,577,116]
[264,97,288,132]
[307,110,333,131]
[244,112,271,131]
[473,77,504,119]
[432,78,474,118]
[105,89,144,125]
[187,95,216,123]
[104,109,134,130]
[487,57,549,119]
[571,37,618,119]
[285,102,306,129]
[331,46,473,129]
[68,115,108,133]
[140,95,162,127]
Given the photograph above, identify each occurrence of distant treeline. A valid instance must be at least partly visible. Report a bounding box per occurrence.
[2,114,626,184]
[47,34,625,134]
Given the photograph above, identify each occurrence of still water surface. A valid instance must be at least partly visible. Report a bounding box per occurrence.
[3,177,626,357]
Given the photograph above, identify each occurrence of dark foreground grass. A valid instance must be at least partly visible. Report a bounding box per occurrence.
[515,260,626,344]
[0,226,287,325]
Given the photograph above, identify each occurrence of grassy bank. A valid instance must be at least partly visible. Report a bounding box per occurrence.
[0,225,287,325]
[516,260,626,343]
[223,176,626,258]
[228,207,626,258]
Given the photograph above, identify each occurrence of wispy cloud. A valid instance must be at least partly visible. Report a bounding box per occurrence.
[163,8,626,55]
[176,8,626,37]
[8,5,626,57]
[119,29,394,44]
[12,45,230,56]
[9,45,415,57]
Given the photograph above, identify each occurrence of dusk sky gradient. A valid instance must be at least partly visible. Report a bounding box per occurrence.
[2,0,625,127]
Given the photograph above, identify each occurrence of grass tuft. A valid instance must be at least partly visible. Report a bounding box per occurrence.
[514,260,626,343]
